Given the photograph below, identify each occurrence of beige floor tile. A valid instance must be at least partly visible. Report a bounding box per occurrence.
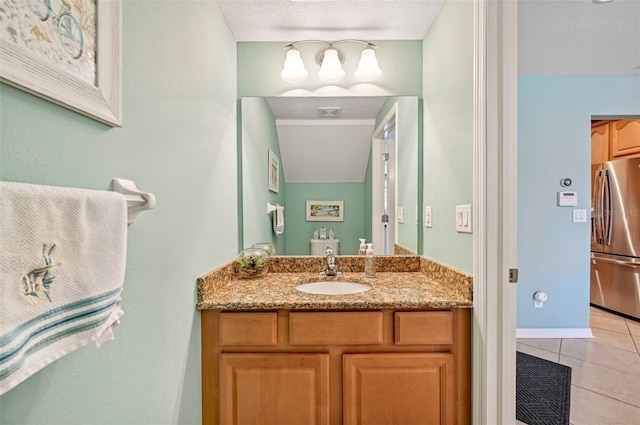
[516,420,528,425]
[517,342,560,362]
[632,335,640,354]
[561,339,640,377]
[626,319,640,337]
[569,385,640,425]
[590,314,630,333]
[583,326,638,353]
[560,355,640,407]
[517,338,561,353]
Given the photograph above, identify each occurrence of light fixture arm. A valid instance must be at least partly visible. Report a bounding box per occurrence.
[284,40,377,49]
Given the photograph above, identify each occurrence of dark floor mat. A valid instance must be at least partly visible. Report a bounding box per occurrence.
[516,351,572,425]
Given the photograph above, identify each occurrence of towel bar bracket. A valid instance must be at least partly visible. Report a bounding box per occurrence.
[112,178,156,224]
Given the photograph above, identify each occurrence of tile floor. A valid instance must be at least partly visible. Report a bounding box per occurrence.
[516,306,640,425]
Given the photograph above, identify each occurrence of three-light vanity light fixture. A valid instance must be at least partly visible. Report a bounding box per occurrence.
[280,40,383,83]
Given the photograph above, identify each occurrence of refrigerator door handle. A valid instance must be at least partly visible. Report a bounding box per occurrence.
[604,169,613,245]
[591,254,640,267]
[595,169,604,244]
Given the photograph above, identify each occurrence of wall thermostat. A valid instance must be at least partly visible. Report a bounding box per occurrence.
[558,191,578,206]
[560,178,572,187]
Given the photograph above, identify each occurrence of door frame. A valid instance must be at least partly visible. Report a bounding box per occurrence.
[371,102,398,255]
[472,0,518,423]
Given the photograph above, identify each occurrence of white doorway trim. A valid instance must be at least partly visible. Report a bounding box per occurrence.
[371,103,398,255]
[472,0,518,424]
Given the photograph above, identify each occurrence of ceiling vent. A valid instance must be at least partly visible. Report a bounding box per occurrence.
[318,107,342,118]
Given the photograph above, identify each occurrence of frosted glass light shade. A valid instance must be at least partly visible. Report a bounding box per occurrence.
[280,49,309,82]
[354,47,382,82]
[317,48,345,82]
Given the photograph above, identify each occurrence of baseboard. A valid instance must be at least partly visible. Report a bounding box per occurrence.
[516,328,594,339]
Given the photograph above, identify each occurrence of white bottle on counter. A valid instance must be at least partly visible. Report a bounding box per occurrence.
[364,243,375,277]
[358,238,367,255]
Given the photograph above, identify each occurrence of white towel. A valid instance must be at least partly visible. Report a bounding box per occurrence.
[273,205,284,235]
[0,181,128,395]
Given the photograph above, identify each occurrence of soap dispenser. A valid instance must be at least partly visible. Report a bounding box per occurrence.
[364,243,375,277]
[358,239,367,255]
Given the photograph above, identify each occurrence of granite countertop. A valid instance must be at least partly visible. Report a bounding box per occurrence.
[196,256,473,311]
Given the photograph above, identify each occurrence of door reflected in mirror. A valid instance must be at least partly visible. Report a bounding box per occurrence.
[239,96,420,256]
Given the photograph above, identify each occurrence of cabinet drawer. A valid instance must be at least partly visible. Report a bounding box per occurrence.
[289,311,383,345]
[219,312,277,346]
[394,311,453,345]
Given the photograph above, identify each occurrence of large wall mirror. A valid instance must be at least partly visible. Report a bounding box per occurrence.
[239,96,421,256]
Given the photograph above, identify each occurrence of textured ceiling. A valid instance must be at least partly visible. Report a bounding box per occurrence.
[217,0,446,42]
[519,0,640,75]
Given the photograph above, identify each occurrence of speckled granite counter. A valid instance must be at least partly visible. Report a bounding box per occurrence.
[197,256,473,310]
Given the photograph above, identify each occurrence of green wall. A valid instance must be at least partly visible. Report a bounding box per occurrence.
[422,0,474,273]
[239,97,286,255]
[0,2,237,424]
[284,183,366,255]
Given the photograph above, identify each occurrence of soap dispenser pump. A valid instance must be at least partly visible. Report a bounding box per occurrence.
[364,243,375,277]
[358,239,367,255]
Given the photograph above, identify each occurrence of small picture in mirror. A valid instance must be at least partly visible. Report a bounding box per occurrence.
[306,200,344,222]
[268,150,279,193]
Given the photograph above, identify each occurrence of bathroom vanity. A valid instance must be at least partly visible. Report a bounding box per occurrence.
[197,256,472,425]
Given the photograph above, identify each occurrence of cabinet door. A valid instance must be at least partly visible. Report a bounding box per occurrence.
[610,119,640,159]
[220,353,330,425]
[591,123,610,164]
[343,353,454,425]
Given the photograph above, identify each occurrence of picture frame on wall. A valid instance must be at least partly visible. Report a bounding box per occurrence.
[306,200,344,222]
[268,150,280,193]
[0,0,122,126]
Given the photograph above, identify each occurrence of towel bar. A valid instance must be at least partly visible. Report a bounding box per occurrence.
[112,178,156,224]
[267,202,283,214]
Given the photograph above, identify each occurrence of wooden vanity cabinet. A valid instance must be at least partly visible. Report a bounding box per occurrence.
[201,309,471,425]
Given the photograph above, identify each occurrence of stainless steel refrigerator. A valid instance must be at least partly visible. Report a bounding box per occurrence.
[591,157,640,320]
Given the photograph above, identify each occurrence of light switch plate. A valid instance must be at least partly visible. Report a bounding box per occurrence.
[424,206,432,228]
[455,205,472,233]
[573,209,587,223]
[397,207,404,224]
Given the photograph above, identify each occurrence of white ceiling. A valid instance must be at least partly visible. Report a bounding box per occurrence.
[217,0,446,42]
[518,0,640,75]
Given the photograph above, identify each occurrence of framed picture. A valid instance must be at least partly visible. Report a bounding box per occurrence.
[306,200,344,222]
[268,150,279,193]
[0,0,122,127]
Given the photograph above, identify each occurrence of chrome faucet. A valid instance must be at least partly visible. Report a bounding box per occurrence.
[319,247,342,276]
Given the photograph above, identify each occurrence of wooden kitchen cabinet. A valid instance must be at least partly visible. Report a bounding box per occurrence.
[591,122,610,165]
[201,309,471,425]
[592,119,640,163]
[610,119,640,159]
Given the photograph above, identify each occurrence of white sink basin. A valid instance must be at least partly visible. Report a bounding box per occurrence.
[295,281,371,295]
